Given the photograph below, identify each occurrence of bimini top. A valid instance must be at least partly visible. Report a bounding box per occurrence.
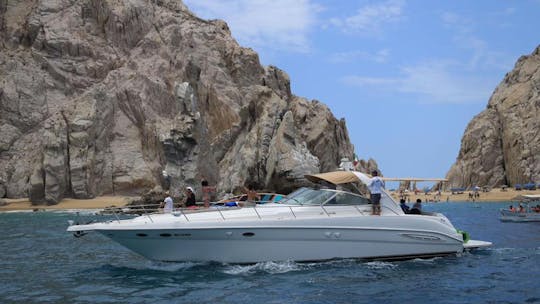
[513,194,540,201]
[305,171,372,186]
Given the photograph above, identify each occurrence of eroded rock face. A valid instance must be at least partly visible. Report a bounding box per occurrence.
[447,45,540,188]
[0,0,360,203]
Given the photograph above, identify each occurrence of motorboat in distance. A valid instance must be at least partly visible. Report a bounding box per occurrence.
[67,171,491,263]
[500,194,540,222]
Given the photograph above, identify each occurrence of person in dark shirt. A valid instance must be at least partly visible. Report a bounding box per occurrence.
[399,198,410,214]
[409,198,422,214]
[184,186,197,208]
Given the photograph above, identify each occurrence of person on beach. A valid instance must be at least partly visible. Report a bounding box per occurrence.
[399,198,410,214]
[368,170,385,215]
[184,187,197,209]
[161,191,173,213]
[410,198,422,214]
[201,179,216,208]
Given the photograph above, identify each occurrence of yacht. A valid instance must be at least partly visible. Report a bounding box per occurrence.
[67,171,491,263]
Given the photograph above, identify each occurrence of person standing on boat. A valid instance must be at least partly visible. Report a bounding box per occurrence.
[201,179,216,208]
[368,170,385,215]
[161,191,174,213]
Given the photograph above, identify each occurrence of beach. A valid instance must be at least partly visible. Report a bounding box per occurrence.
[1,187,538,212]
[394,188,540,204]
[0,196,134,212]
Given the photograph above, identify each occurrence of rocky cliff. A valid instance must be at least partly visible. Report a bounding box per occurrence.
[446,45,540,188]
[0,0,360,204]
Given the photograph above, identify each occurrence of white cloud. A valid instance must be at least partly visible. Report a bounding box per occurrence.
[183,0,320,53]
[329,49,390,63]
[341,60,495,104]
[328,0,405,34]
[441,11,515,71]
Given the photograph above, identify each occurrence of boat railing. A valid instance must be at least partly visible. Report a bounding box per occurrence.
[98,199,401,223]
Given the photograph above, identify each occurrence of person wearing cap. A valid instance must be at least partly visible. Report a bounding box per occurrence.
[184,187,197,208]
[368,170,385,215]
[161,191,173,213]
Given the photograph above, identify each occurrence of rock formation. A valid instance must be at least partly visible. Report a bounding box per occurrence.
[446,45,540,188]
[0,0,361,204]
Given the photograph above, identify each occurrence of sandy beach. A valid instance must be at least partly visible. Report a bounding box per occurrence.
[0,196,134,212]
[391,188,540,204]
[1,188,538,212]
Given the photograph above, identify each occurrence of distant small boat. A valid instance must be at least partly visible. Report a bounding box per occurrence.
[500,194,540,222]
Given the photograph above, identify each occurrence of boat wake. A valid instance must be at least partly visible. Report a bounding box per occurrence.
[364,261,398,270]
[222,260,304,275]
[144,261,208,272]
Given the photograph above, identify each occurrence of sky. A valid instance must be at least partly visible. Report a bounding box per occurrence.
[184,0,540,186]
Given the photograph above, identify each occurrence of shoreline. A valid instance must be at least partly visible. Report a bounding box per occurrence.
[395,188,540,204]
[0,196,135,212]
[1,188,539,212]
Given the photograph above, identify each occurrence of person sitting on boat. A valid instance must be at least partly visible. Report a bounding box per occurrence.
[160,191,173,213]
[184,187,197,209]
[399,198,410,214]
[368,170,385,215]
[409,199,422,214]
[508,205,516,212]
[240,183,260,207]
[518,203,525,213]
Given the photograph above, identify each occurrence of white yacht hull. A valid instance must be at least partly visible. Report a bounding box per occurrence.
[70,211,465,263]
[102,227,462,263]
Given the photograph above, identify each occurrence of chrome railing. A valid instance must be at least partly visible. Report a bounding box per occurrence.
[93,195,402,224]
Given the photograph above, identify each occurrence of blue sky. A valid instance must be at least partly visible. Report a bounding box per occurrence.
[184,0,540,183]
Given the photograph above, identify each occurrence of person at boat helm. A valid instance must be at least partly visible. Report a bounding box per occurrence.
[368,170,385,215]
[399,198,410,214]
[410,199,422,214]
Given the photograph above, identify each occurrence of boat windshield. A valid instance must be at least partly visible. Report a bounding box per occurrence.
[280,187,370,206]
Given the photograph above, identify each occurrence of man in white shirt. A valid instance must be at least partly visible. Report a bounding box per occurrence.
[161,191,173,213]
[368,170,385,215]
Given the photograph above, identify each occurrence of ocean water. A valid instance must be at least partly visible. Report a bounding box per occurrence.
[1,202,540,304]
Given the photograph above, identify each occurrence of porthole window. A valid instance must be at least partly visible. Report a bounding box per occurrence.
[136,233,148,237]
[242,232,255,237]
[160,233,172,237]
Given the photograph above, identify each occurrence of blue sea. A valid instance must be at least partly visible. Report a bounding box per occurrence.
[1,202,539,304]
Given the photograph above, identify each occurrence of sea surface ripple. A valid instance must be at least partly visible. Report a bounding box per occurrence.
[1,202,540,303]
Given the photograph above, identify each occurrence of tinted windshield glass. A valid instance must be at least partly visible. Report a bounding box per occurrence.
[324,191,371,205]
[281,188,335,205]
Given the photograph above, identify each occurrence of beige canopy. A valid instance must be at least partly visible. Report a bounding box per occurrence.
[305,171,448,186]
[305,171,361,185]
[513,194,540,201]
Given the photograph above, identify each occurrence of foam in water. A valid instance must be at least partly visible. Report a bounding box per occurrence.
[365,261,397,270]
[223,260,303,275]
[144,261,207,272]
